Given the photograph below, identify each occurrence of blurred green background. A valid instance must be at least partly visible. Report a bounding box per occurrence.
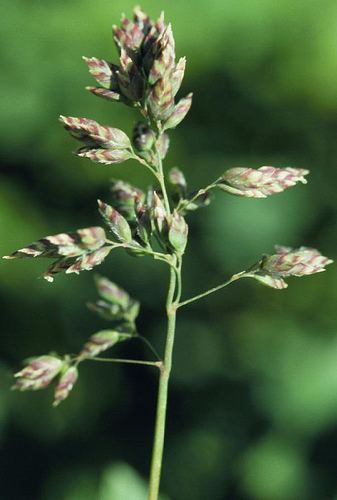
[1,0,337,499]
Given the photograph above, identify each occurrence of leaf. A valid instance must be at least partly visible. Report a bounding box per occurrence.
[98,200,132,243]
[218,166,309,198]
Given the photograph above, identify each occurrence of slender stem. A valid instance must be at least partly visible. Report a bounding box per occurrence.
[148,261,180,500]
[177,271,245,309]
[105,239,170,263]
[85,356,161,368]
[174,256,183,303]
[136,334,162,361]
[134,154,158,177]
[156,148,171,214]
[177,179,220,213]
[133,135,171,214]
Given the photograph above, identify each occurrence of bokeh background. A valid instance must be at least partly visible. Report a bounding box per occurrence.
[1,0,337,499]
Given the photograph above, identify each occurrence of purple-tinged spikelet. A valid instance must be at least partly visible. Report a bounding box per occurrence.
[262,246,333,277]
[3,227,106,260]
[219,166,309,198]
[82,57,118,89]
[168,210,188,255]
[82,7,191,130]
[163,93,193,131]
[78,330,131,360]
[53,366,78,407]
[245,246,333,289]
[60,116,131,150]
[98,200,133,243]
[13,356,63,391]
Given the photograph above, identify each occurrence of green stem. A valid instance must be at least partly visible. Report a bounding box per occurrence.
[85,357,161,368]
[136,334,162,361]
[177,271,245,309]
[134,153,158,177]
[174,256,183,303]
[177,179,220,213]
[156,148,171,214]
[148,262,180,500]
[105,240,170,264]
